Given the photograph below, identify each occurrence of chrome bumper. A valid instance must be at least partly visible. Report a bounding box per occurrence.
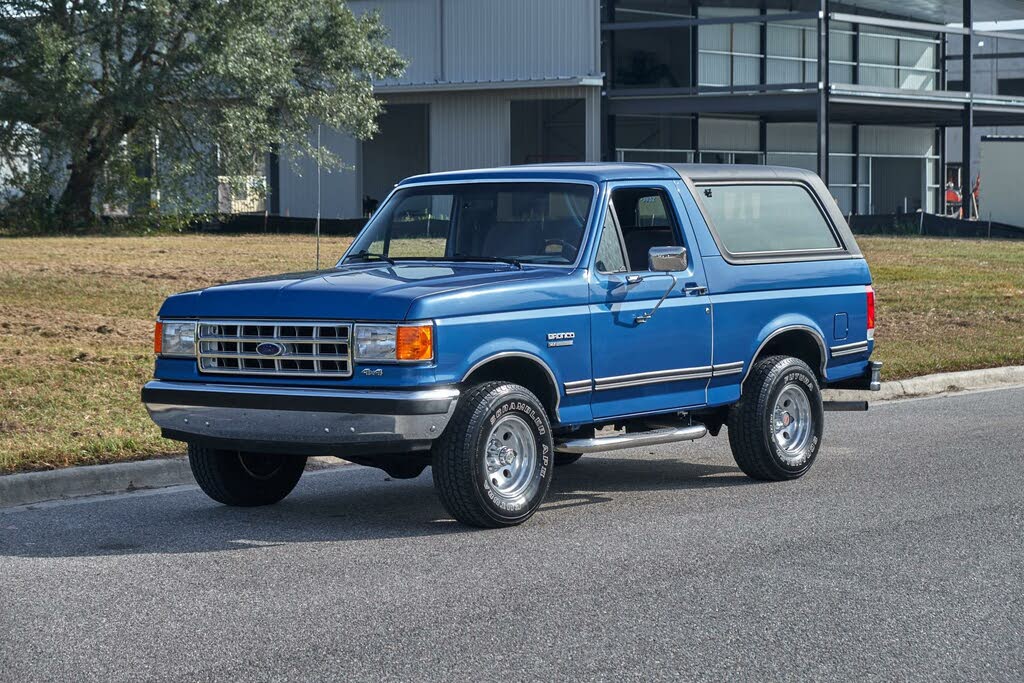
[142,381,459,456]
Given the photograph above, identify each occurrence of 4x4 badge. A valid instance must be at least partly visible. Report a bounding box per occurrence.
[547,332,575,348]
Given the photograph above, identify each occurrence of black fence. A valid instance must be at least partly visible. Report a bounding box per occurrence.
[197,213,368,236]
[850,213,1024,240]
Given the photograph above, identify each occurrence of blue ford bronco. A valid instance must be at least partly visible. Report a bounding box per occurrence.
[143,163,881,527]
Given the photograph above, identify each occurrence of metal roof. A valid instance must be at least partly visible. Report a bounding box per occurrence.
[836,0,1024,24]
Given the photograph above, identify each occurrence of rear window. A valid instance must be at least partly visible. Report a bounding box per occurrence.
[697,183,841,255]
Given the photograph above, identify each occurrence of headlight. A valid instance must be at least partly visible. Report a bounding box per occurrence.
[355,323,434,362]
[155,320,197,357]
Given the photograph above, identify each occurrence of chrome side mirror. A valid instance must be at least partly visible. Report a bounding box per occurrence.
[648,246,688,272]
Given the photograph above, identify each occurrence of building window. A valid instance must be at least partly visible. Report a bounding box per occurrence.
[614,115,694,162]
[612,28,693,89]
[510,99,585,165]
[998,78,1024,97]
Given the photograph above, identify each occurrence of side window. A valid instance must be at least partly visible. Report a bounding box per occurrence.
[610,187,682,271]
[595,206,627,274]
[697,183,841,255]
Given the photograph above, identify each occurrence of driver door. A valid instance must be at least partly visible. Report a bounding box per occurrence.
[588,184,712,420]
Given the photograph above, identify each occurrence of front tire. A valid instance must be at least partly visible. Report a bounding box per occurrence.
[432,382,554,528]
[188,444,306,506]
[727,355,824,481]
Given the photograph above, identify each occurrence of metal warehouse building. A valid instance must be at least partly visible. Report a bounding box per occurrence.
[271,0,1024,222]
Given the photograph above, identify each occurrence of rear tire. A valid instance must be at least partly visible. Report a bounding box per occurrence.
[188,444,306,506]
[727,355,823,481]
[432,382,554,528]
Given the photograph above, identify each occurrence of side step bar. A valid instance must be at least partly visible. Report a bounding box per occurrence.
[555,424,707,454]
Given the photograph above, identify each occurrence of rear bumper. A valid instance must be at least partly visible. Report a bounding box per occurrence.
[141,381,459,456]
[826,360,882,391]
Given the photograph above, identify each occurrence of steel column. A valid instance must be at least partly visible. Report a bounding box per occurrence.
[962,0,974,217]
[817,0,830,185]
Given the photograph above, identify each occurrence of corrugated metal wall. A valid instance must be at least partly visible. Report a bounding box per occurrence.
[278,125,360,219]
[349,0,600,86]
[444,0,599,83]
[348,0,441,85]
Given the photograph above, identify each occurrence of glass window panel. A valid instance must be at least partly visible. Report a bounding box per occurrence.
[698,184,840,254]
[347,183,594,265]
[613,28,692,88]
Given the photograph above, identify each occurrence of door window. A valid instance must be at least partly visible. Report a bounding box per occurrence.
[610,187,682,271]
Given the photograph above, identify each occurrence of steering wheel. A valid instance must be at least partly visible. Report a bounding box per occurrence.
[543,239,579,261]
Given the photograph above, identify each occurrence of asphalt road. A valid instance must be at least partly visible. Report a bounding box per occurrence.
[2,387,1023,682]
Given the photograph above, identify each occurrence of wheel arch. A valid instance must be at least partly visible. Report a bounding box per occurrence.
[742,323,828,387]
[461,352,561,423]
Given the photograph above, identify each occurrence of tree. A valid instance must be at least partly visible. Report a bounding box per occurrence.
[0,0,404,230]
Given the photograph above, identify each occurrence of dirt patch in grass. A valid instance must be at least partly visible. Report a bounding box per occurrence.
[1,233,1022,473]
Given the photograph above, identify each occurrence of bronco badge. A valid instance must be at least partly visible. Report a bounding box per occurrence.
[547,332,575,348]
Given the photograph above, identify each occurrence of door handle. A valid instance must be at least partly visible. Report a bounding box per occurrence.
[684,284,709,296]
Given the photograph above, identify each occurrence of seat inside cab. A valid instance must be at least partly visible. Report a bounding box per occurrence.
[611,188,681,271]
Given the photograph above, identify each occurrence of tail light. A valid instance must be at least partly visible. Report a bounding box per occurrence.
[866,286,875,340]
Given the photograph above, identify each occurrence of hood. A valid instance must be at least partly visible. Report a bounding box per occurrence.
[158,262,567,321]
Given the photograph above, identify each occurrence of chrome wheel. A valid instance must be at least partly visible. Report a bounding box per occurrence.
[772,384,814,463]
[482,414,538,501]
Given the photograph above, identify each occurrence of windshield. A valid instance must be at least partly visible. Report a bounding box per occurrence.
[343,182,594,266]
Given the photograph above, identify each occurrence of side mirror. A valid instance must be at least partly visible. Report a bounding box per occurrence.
[648,245,688,272]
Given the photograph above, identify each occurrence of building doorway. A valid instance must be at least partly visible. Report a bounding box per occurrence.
[870,157,924,214]
[361,104,429,214]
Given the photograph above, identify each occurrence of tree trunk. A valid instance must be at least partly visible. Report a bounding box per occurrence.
[56,158,102,230]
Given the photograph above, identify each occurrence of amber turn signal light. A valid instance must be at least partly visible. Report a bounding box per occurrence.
[396,324,434,362]
[154,321,163,355]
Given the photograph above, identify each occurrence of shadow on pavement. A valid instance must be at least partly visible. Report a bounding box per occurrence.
[0,455,746,559]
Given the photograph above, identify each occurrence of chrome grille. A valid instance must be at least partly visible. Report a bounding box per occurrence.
[197,320,352,378]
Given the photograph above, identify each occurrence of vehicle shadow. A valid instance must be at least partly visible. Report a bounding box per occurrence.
[0,456,749,560]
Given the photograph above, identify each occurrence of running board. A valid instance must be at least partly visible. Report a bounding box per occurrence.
[555,424,707,454]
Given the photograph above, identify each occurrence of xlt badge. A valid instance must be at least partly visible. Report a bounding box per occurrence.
[547,332,575,348]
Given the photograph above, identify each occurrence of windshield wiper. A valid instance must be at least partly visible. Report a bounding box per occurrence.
[347,250,395,265]
[451,254,523,270]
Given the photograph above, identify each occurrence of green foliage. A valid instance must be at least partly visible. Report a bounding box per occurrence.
[0,0,405,232]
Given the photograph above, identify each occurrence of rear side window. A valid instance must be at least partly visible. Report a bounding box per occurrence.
[697,183,841,255]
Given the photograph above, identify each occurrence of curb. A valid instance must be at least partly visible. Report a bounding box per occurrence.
[3,367,1023,510]
[823,365,1024,402]
[0,455,346,510]
[0,457,193,509]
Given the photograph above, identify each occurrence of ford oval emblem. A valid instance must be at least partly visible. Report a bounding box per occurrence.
[256,342,285,357]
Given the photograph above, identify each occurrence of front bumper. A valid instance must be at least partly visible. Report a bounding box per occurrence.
[142,381,459,456]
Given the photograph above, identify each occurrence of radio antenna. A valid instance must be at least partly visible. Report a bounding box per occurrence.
[315,123,322,270]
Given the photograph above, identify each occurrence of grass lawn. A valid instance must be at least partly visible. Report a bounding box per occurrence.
[1,234,1022,474]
